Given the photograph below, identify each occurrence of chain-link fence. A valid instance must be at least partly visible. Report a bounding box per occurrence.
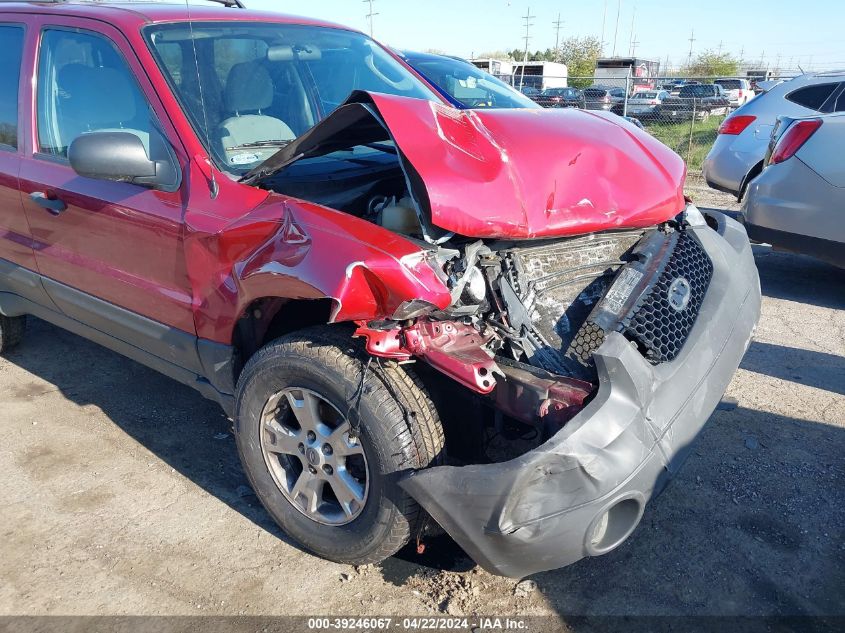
[504,74,792,184]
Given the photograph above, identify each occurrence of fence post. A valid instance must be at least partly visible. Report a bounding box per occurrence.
[686,99,697,166]
[623,69,631,116]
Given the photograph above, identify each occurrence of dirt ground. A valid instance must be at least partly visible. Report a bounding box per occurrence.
[1,194,843,623]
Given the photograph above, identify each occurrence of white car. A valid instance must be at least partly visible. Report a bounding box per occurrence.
[714,78,755,108]
[703,71,845,198]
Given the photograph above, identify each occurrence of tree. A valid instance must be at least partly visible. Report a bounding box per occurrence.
[476,50,514,61]
[556,36,602,87]
[684,50,740,78]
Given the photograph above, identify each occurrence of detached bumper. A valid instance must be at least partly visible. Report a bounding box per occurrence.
[401,213,761,578]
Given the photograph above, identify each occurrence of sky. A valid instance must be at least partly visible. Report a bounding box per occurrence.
[246,0,845,73]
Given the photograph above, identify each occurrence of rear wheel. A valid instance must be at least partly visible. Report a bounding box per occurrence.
[234,326,444,565]
[0,315,26,354]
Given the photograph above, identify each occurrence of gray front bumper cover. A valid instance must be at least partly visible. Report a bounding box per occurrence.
[400,212,761,578]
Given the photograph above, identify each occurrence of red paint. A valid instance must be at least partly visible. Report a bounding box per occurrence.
[365,94,687,239]
[357,321,498,394]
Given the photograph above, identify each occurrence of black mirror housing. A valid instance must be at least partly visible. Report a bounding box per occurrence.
[68,130,181,192]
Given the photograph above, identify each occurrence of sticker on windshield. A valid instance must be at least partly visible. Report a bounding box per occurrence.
[602,267,644,316]
[230,153,260,166]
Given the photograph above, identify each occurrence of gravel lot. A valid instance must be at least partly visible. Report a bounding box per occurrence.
[1,203,843,623]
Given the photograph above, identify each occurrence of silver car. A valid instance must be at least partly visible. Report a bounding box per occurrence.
[703,72,845,199]
[625,90,669,118]
[742,112,845,268]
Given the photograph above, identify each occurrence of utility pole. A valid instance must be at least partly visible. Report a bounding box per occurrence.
[519,7,534,91]
[600,0,608,55]
[612,0,622,57]
[630,35,639,57]
[362,0,378,38]
[553,13,564,62]
[686,29,695,68]
[628,5,636,57]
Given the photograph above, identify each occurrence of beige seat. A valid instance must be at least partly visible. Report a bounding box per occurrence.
[218,62,295,167]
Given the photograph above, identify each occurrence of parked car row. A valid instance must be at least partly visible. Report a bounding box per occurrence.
[657,84,732,121]
[521,80,753,123]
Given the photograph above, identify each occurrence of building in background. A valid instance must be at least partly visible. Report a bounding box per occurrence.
[594,57,660,91]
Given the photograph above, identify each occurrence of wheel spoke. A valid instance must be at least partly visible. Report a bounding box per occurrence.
[263,419,301,455]
[285,390,323,433]
[330,421,365,457]
[290,471,324,514]
[328,470,365,518]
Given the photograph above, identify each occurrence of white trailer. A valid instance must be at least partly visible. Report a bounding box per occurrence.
[511,61,568,91]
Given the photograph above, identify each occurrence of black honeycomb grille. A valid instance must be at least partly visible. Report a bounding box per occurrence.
[568,320,606,366]
[621,231,713,364]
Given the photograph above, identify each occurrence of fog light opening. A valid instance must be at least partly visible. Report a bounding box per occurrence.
[587,497,643,555]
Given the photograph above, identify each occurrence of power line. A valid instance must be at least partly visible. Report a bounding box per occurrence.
[600,0,608,55]
[612,0,622,57]
[362,0,378,38]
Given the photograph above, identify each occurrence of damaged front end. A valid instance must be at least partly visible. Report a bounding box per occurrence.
[244,94,761,577]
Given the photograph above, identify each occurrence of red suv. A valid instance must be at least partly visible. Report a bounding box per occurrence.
[0,2,761,578]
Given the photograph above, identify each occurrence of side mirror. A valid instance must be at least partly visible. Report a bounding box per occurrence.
[68,129,181,192]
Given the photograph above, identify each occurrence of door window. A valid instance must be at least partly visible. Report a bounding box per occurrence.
[36,28,154,158]
[0,25,25,151]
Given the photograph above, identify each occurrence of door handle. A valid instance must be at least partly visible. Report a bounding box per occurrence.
[30,191,67,215]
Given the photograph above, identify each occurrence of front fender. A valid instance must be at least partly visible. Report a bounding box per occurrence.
[186,195,451,343]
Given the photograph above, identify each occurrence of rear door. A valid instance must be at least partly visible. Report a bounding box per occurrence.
[0,20,37,278]
[17,15,202,370]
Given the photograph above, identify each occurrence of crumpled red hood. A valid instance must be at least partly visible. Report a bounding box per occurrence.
[246,92,687,239]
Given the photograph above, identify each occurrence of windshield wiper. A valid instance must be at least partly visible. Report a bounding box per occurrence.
[226,140,293,150]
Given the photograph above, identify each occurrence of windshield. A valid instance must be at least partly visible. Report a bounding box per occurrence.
[715,79,742,90]
[402,54,538,110]
[633,91,658,99]
[145,22,438,174]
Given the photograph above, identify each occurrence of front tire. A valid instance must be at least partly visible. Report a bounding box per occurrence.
[234,326,444,565]
[0,315,26,354]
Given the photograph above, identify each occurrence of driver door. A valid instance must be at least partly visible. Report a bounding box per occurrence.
[18,18,198,361]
